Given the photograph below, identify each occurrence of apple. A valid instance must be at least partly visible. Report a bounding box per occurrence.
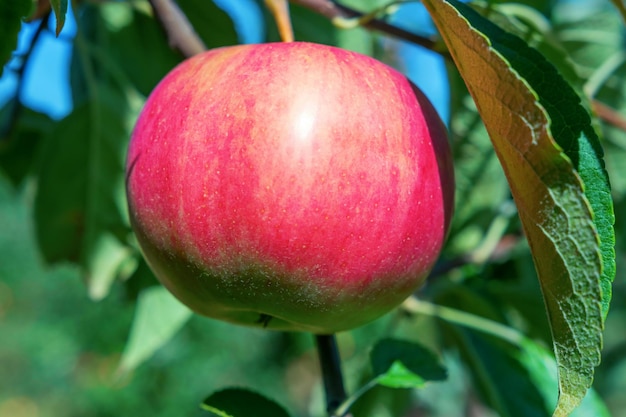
[126,42,454,334]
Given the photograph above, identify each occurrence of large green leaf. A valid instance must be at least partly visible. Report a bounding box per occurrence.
[421,0,615,415]
[0,0,31,75]
[34,101,131,299]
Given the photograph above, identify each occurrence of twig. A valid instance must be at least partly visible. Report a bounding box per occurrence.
[315,334,350,416]
[290,0,439,51]
[147,0,206,58]
[265,0,295,42]
[592,99,626,132]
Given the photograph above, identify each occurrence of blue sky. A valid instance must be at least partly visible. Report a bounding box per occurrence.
[0,1,448,122]
[0,7,76,119]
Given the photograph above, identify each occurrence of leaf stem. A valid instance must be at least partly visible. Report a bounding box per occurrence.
[403,298,525,346]
[333,377,379,417]
[315,334,349,416]
[593,99,626,133]
[265,0,295,42]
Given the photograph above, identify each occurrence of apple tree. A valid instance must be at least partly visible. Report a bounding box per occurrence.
[0,0,622,416]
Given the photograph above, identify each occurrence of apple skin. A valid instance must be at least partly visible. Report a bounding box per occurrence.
[126,42,454,334]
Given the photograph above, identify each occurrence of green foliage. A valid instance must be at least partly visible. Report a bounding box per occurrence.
[202,388,292,417]
[0,0,623,417]
[50,0,68,35]
[0,0,31,76]
[371,339,447,387]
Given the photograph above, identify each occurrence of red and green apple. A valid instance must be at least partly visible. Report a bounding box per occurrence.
[126,42,455,334]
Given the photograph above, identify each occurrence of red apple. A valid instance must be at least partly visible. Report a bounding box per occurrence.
[126,42,454,334]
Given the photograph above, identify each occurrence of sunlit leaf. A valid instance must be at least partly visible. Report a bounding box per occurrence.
[117,286,192,374]
[421,0,615,415]
[376,361,426,389]
[84,232,133,301]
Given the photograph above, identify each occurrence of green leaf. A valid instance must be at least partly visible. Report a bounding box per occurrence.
[450,324,610,417]
[376,361,426,389]
[0,106,53,185]
[84,232,134,300]
[426,284,611,417]
[50,0,68,36]
[117,286,192,374]
[453,328,553,416]
[106,7,182,96]
[445,72,511,257]
[177,0,239,48]
[0,0,31,75]
[34,101,130,297]
[421,0,615,415]
[201,388,291,417]
[371,338,447,388]
[471,2,583,93]
[517,338,612,417]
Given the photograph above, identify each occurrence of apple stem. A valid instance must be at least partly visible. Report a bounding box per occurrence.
[264,0,295,42]
[315,334,349,416]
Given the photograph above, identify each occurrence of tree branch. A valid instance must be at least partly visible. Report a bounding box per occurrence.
[266,0,295,42]
[315,334,351,417]
[592,99,626,133]
[148,0,206,58]
[290,0,439,51]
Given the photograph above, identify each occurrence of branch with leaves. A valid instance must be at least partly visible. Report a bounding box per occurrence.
[291,0,438,50]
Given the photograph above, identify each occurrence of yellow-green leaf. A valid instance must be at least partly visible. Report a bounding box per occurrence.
[421,0,615,415]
